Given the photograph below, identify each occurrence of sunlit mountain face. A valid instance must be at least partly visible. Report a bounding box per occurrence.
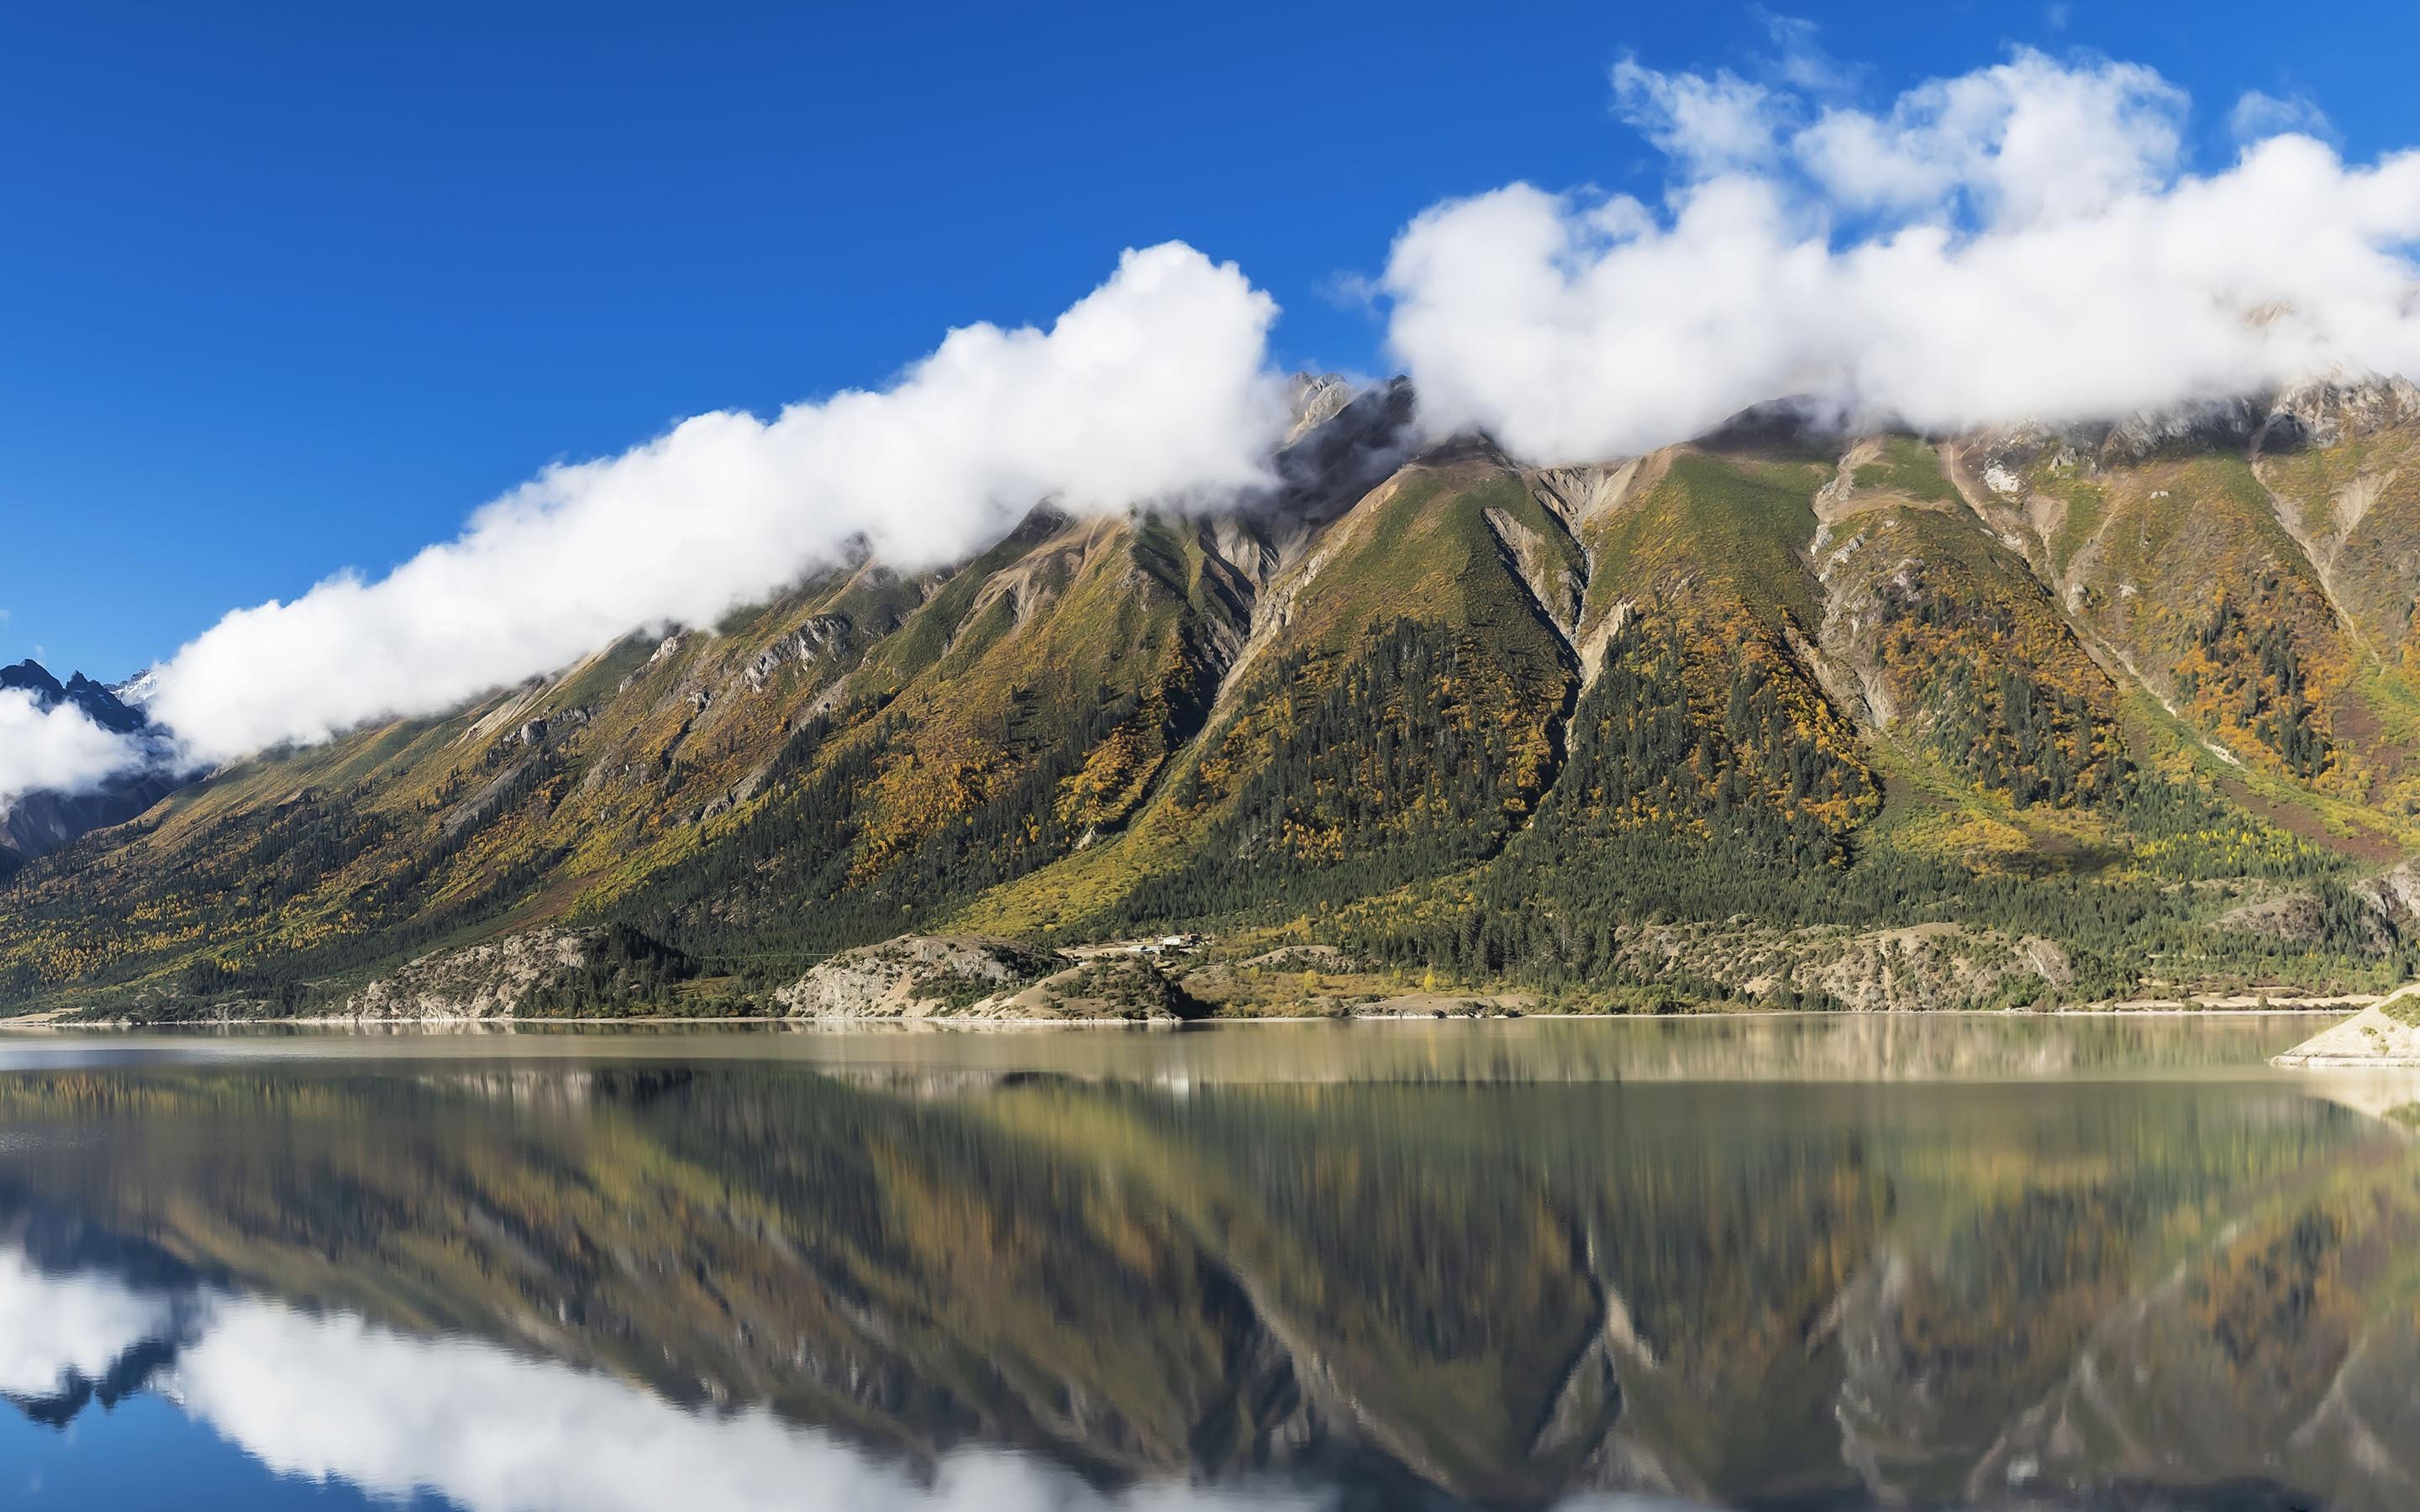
[0,1031,2411,1511]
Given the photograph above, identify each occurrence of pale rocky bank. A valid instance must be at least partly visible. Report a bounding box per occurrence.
[2271,985,2420,1068]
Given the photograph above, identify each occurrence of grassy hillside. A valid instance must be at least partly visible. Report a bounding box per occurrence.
[10,381,2420,1017]
[954,444,1582,937]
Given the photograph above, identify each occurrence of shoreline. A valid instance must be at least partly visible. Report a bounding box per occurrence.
[0,999,2379,1032]
[2269,986,2420,1069]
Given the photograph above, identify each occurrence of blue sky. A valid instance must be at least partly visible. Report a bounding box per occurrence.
[3,0,2413,680]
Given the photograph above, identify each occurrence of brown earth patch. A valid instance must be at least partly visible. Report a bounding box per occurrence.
[2217,774,2402,864]
[2326,683,2410,801]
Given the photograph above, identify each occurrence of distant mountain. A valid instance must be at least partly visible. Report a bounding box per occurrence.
[0,659,145,733]
[0,660,181,879]
[9,375,2420,1017]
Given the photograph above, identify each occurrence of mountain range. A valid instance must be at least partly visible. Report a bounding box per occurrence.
[12,373,2420,1019]
[0,660,176,883]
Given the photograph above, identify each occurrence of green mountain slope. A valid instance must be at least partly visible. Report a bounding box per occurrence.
[11,376,2420,1018]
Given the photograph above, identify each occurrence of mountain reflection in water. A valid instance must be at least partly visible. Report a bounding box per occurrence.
[0,1021,2411,1511]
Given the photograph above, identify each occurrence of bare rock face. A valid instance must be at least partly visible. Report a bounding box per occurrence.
[743,615,854,692]
[2265,373,2420,449]
[336,927,598,1021]
[1638,920,2071,1011]
[1282,372,1359,444]
[2097,398,2267,463]
[1483,505,1584,643]
[774,935,1206,1020]
[774,935,1064,1018]
[1963,373,2420,475]
[1251,376,1418,538]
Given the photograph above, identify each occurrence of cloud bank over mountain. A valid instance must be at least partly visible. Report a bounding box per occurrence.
[1384,47,2420,463]
[15,32,2420,806]
[0,690,145,813]
[137,242,1288,768]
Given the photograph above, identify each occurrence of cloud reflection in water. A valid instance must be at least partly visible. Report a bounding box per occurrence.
[0,1247,1376,1512]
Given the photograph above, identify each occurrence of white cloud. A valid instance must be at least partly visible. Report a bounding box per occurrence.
[1794,49,2185,225]
[137,242,1287,769]
[0,1248,179,1397]
[0,1248,1326,1509]
[1385,48,2420,465]
[0,1243,1721,1512]
[0,1247,1328,1512]
[172,1297,1334,1512]
[1610,15,1859,181]
[26,39,2420,800]
[0,690,146,816]
[1753,9,1853,97]
[1317,269,1383,312]
[1612,57,1784,179]
[2230,88,2333,146]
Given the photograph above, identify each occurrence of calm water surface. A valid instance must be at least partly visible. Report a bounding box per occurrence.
[0,1014,2412,1511]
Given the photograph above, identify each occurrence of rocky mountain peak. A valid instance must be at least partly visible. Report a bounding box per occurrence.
[108,667,160,707]
[2265,371,2420,449]
[1283,372,1361,444]
[1,659,147,735]
[1961,373,2420,475]
[0,659,66,702]
[1250,375,1418,536]
[0,659,175,874]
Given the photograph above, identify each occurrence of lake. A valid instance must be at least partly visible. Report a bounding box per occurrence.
[0,1014,2412,1511]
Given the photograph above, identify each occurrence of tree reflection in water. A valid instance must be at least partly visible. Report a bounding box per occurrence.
[0,1041,2408,1511]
